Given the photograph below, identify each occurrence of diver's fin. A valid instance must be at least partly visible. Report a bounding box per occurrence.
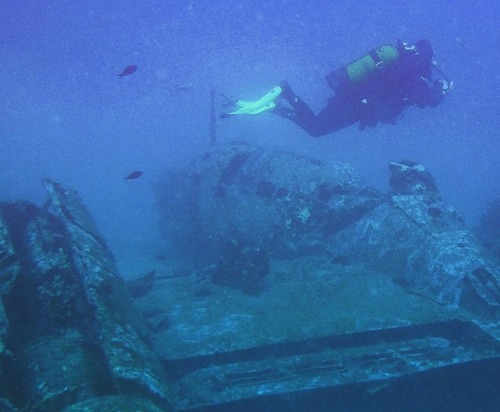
[222,86,282,117]
[243,101,277,114]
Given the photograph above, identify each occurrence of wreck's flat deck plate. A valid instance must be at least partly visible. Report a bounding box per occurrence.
[133,256,500,410]
[136,256,470,360]
[166,319,499,411]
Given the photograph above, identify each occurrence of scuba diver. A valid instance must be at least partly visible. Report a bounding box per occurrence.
[221,39,453,137]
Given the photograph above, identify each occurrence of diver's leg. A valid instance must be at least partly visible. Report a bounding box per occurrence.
[306,97,359,137]
[274,82,359,137]
[273,81,317,130]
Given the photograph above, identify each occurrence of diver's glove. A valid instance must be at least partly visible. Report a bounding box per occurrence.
[435,79,454,95]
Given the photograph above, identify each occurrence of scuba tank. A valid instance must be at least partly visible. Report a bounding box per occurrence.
[326,45,400,94]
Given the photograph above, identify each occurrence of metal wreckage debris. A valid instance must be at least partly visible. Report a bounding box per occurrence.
[0,181,169,411]
[0,144,499,411]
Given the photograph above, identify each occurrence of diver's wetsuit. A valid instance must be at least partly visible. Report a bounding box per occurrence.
[275,41,446,137]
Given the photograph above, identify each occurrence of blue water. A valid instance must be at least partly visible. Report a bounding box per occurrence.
[1,0,499,274]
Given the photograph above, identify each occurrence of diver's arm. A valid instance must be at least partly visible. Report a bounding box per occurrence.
[427,79,453,108]
[410,76,451,108]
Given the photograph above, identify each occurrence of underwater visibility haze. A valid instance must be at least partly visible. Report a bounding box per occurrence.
[1,1,500,411]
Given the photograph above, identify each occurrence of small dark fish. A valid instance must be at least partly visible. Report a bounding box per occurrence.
[124,171,143,180]
[118,64,137,78]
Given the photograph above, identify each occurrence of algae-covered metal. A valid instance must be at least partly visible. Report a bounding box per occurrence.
[44,180,170,408]
[0,182,171,411]
[148,144,500,410]
[0,145,499,411]
[157,145,500,319]
[156,142,384,259]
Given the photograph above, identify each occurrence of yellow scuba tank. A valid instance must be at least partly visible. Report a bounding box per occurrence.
[326,44,400,93]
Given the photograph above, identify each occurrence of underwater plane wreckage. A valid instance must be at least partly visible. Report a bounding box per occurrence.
[0,143,499,411]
